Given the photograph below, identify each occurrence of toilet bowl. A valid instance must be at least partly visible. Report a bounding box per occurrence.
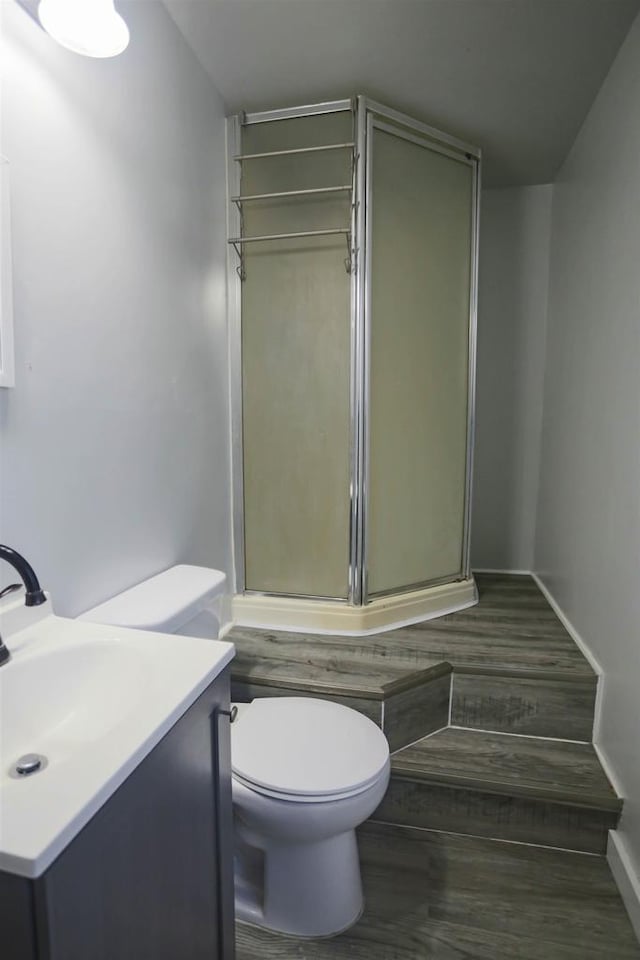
[230,697,390,937]
[79,567,390,939]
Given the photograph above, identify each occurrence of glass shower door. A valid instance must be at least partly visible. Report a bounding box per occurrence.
[366,121,475,597]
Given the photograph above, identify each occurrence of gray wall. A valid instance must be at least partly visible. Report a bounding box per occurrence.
[471,185,552,571]
[0,1,232,615]
[535,14,640,876]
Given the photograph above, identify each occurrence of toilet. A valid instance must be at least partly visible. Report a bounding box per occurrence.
[231,696,390,936]
[80,565,391,939]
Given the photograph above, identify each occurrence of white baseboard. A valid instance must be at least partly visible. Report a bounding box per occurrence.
[592,741,627,798]
[531,572,604,743]
[608,831,640,943]
[473,567,532,575]
[531,573,603,676]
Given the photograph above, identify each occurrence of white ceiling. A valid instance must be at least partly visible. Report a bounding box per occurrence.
[164,0,639,186]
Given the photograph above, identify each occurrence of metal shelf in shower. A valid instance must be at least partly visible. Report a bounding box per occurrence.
[228,228,352,280]
[230,185,352,204]
[232,142,355,161]
[228,140,356,280]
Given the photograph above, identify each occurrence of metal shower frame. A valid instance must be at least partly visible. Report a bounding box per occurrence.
[226,96,481,606]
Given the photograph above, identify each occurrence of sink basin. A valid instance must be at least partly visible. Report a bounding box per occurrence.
[1,639,149,761]
[0,599,234,878]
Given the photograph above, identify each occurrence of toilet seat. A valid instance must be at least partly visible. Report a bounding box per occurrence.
[231,697,389,803]
[231,769,384,803]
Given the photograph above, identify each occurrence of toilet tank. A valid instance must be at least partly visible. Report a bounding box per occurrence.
[78,565,229,639]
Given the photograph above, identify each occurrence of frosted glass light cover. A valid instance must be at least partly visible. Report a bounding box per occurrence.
[38,0,129,58]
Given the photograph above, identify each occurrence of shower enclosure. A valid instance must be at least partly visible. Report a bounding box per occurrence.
[227,97,480,633]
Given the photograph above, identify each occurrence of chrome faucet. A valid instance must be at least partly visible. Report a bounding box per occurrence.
[0,545,47,666]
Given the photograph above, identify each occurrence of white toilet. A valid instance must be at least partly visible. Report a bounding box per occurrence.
[80,565,391,938]
[231,696,390,937]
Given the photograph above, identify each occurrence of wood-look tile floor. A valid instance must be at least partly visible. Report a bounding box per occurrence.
[391,727,621,809]
[230,575,595,691]
[235,824,640,959]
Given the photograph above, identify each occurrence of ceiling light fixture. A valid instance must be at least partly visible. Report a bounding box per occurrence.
[37,0,129,58]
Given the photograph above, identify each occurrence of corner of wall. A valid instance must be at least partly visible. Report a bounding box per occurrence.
[531,17,640,929]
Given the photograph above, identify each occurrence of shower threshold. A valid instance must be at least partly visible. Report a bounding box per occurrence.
[232,577,477,636]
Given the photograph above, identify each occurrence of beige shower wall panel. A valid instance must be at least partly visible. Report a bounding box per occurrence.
[241,114,352,598]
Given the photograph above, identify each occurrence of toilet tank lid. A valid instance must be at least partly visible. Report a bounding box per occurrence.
[78,565,226,633]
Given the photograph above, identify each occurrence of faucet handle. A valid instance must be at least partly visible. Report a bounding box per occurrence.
[0,583,22,600]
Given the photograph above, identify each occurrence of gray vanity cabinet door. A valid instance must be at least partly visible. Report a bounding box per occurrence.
[0,873,38,959]
[32,669,234,960]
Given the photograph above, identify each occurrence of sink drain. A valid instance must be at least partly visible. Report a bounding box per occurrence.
[11,753,48,778]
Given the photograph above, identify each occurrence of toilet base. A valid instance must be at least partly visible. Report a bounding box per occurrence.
[236,909,365,941]
[235,828,364,938]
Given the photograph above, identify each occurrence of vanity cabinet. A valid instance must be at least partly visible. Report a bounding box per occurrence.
[1,669,235,960]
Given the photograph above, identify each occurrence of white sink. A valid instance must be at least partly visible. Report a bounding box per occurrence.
[0,597,234,878]
[1,639,150,759]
